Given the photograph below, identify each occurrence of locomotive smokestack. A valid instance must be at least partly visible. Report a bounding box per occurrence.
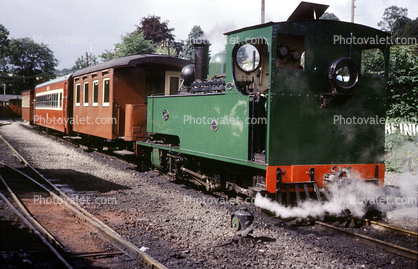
[192,37,210,81]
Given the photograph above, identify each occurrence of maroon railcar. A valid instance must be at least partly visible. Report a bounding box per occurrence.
[8,99,22,117]
[34,75,72,133]
[71,54,190,141]
[22,89,34,123]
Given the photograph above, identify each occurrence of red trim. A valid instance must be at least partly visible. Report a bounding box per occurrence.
[266,164,385,193]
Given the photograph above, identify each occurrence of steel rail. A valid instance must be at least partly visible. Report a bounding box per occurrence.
[316,221,418,261]
[0,173,69,252]
[0,181,73,269]
[364,219,418,239]
[0,135,168,269]
[0,162,168,269]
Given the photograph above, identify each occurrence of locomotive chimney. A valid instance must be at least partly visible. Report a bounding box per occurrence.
[192,37,210,81]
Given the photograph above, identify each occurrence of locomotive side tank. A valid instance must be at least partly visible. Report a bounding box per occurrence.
[138,2,390,202]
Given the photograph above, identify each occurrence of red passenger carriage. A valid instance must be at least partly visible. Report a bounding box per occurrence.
[71,54,190,141]
[24,54,190,146]
[33,75,72,133]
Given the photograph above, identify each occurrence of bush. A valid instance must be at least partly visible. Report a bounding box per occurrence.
[385,118,418,172]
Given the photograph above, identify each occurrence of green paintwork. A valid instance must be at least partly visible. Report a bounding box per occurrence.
[266,21,389,165]
[147,93,250,161]
[140,19,389,170]
[150,148,161,169]
[224,25,273,97]
[208,52,226,77]
[136,141,267,170]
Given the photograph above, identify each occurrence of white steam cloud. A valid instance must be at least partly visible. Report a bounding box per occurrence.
[254,171,418,219]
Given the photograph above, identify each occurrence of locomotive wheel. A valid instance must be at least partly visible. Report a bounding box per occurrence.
[231,216,241,231]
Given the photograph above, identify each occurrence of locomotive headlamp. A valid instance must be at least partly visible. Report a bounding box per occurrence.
[328,57,359,90]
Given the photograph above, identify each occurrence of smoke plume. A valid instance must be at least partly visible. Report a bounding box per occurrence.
[254,170,417,219]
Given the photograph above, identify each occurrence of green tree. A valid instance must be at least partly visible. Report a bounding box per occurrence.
[7,37,58,93]
[153,43,179,57]
[364,45,418,119]
[135,15,175,44]
[55,68,71,76]
[386,46,418,119]
[364,45,418,173]
[135,15,183,56]
[100,31,154,61]
[71,53,99,72]
[0,23,10,91]
[0,24,9,71]
[377,6,408,33]
[392,16,418,40]
[183,26,205,61]
[319,12,340,21]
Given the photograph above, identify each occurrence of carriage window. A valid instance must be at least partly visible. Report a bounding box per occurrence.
[93,80,99,106]
[75,84,80,106]
[35,90,63,109]
[83,82,89,106]
[103,78,110,106]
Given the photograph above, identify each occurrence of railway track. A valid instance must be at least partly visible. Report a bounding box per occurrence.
[4,122,418,267]
[315,219,418,261]
[0,135,167,269]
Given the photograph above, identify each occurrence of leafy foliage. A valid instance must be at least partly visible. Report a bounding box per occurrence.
[153,44,179,57]
[386,46,418,119]
[377,6,408,33]
[100,31,154,61]
[364,42,418,172]
[6,37,58,93]
[183,26,205,61]
[0,24,9,71]
[385,129,418,172]
[392,16,418,40]
[99,15,185,62]
[319,12,340,21]
[71,53,99,72]
[365,44,418,172]
[0,23,10,88]
[135,15,175,44]
[364,45,418,119]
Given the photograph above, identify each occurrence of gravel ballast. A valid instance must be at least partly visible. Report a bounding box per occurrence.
[0,120,416,269]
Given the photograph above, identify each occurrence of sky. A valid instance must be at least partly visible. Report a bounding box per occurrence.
[1,0,417,70]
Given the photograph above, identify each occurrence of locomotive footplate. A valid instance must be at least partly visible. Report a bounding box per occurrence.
[324,165,379,185]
